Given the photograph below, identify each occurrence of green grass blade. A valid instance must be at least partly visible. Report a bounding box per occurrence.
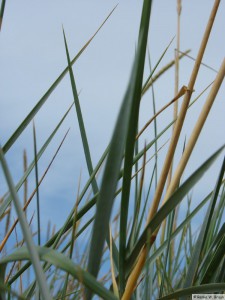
[33,123,42,298]
[148,52,158,188]
[127,150,146,251]
[201,233,225,284]
[0,0,6,30]
[157,255,174,296]
[127,145,225,269]
[134,136,139,213]
[119,121,173,180]
[60,196,79,300]
[0,147,52,300]
[204,182,225,251]
[119,0,155,291]
[134,163,156,244]
[213,183,225,234]
[159,210,175,298]
[85,1,153,297]
[174,199,192,276]
[33,121,41,246]
[197,223,225,278]
[141,37,175,94]
[0,246,118,300]
[182,156,225,290]
[61,217,94,254]
[2,7,116,154]
[215,256,225,283]
[63,29,98,194]
[0,281,26,300]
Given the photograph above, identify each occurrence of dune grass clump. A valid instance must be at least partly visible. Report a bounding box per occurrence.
[0,0,225,299]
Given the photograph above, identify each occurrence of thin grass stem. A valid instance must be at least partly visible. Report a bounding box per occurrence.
[0,147,52,300]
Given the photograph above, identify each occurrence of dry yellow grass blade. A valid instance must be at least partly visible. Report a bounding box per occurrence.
[174,0,182,109]
[162,58,225,207]
[161,0,182,247]
[136,85,188,140]
[121,1,221,299]
[166,0,182,188]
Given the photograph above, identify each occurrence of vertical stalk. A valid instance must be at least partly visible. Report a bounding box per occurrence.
[23,150,28,219]
[0,0,6,31]
[0,147,52,300]
[167,0,182,186]
[161,0,182,245]
[33,121,41,247]
[162,58,225,207]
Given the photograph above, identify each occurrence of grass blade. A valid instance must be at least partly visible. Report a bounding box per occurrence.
[0,281,26,300]
[182,156,225,289]
[148,53,158,190]
[0,246,118,300]
[0,147,52,300]
[63,29,98,194]
[127,148,147,250]
[197,223,225,277]
[201,233,225,284]
[86,1,153,298]
[0,0,6,30]
[2,6,116,154]
[141,37,175,95]
[159,209,175,298]
[204,182,225,251]
[33,121,41,246]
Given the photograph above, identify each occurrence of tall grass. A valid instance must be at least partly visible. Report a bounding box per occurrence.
[0,1,225,299]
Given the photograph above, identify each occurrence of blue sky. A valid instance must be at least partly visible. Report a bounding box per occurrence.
[0,0,225,235]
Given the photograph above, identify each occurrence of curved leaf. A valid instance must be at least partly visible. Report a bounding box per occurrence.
[0,246,118,300]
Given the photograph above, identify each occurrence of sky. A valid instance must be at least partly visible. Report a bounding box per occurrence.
[0,0,225,237]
